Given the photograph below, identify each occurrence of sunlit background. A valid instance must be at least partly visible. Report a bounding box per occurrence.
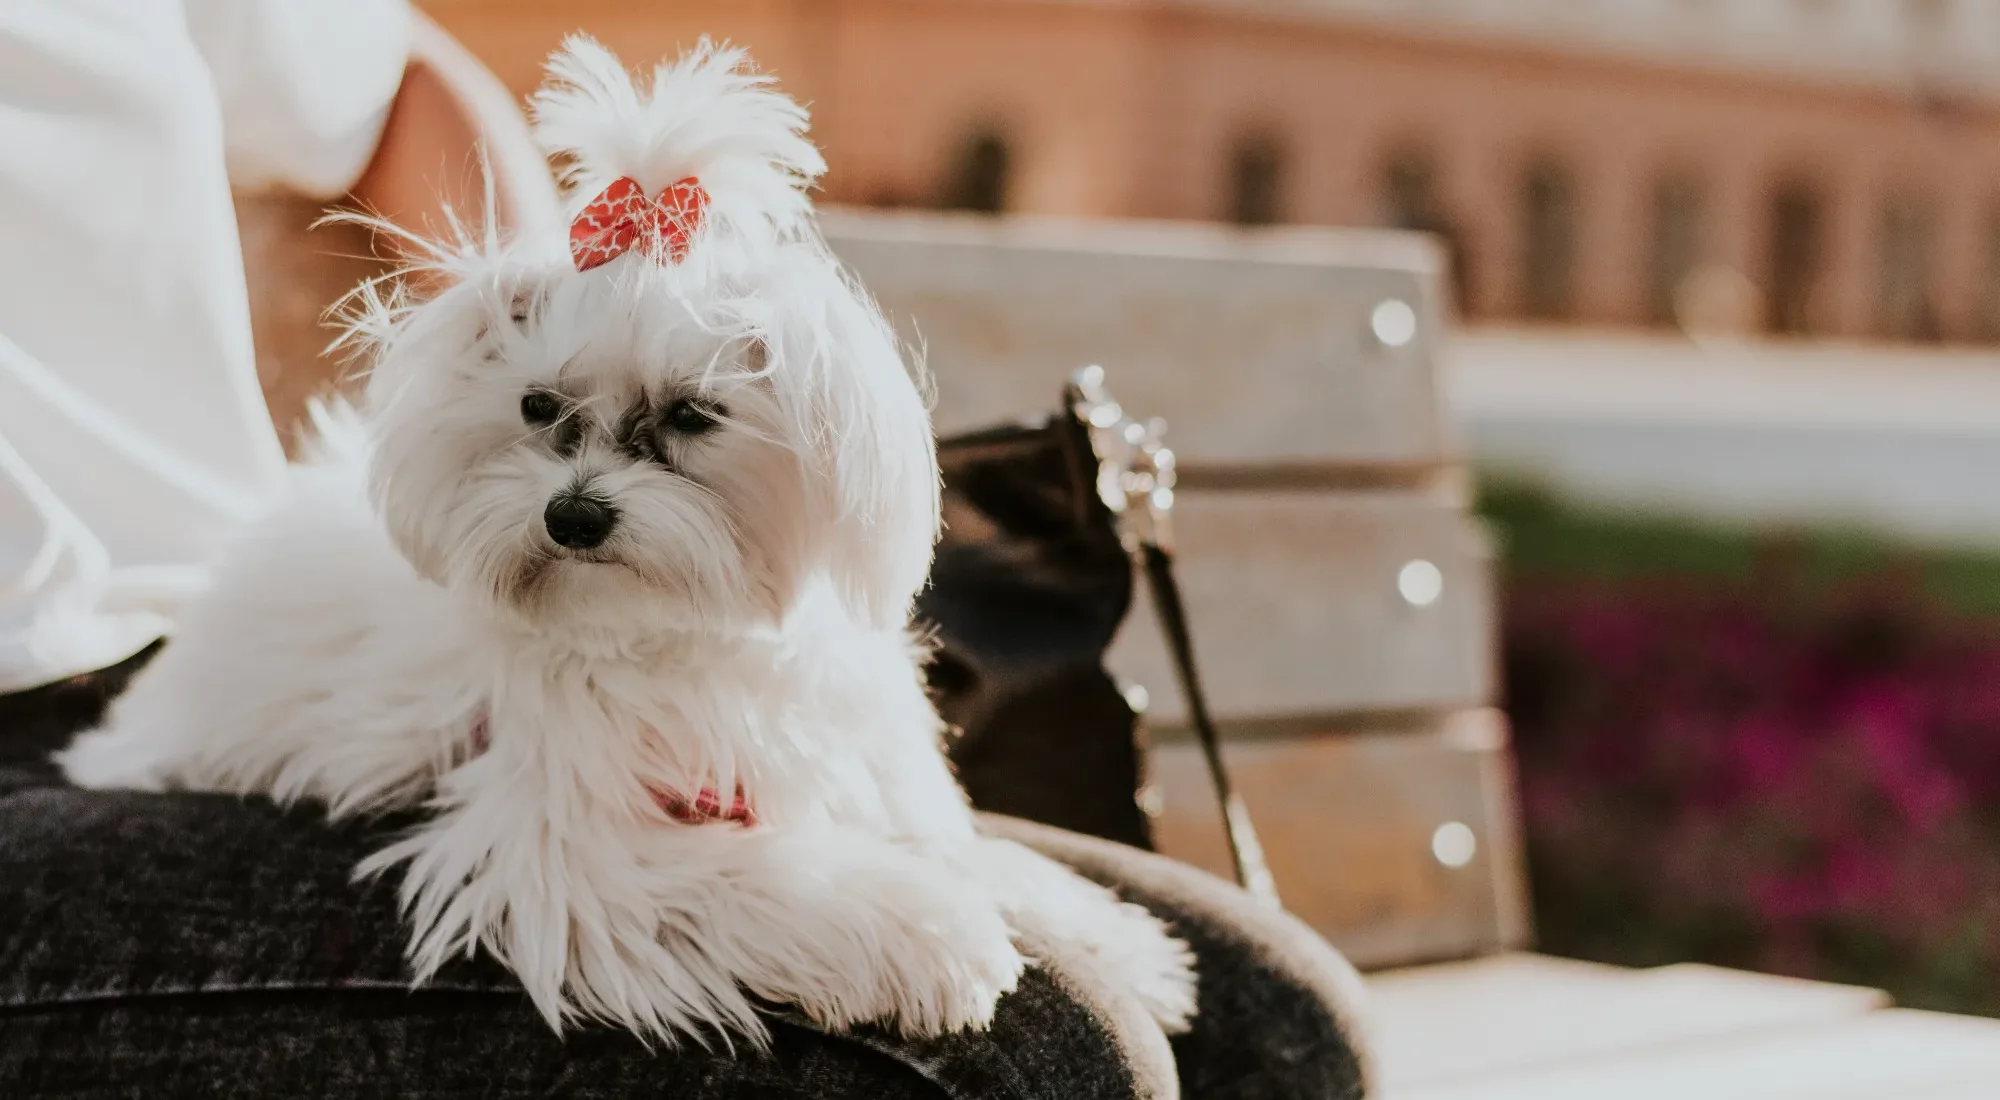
[429,0,2000,341]
[418,0,2000,1016]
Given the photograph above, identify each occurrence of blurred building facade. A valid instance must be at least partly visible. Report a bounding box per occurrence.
[423,0,2000,342]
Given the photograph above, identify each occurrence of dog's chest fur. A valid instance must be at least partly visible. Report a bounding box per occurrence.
[461,588,915,832]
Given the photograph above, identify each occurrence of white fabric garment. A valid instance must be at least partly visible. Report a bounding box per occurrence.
[0,0,411,691]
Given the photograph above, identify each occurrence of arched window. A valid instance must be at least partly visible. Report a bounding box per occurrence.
[1907,0,1949,33]
[1765,180,1824,336]
[1648,173,1704,327]
[1878,192,1940,341]
[1978,203,2000,342]
[1382,147,1440,231]
[1227,133,1285,226]
[1380,144,1475,317]
[941,127,1012,214]
[1521,157,1578,320]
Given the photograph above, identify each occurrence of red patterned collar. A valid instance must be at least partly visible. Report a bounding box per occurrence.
[465,709,756,827]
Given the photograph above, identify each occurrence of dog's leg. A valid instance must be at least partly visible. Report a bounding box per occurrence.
[850,681,1196,1032]
[638,826,1029,1040]
[364,792,1027,1045]
[58,473,471,814]
[961,835,1199,1034]
[60,634,468,816]
[57,716,176,792]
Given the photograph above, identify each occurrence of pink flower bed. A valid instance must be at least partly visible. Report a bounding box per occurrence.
[1506,573,2000,1012]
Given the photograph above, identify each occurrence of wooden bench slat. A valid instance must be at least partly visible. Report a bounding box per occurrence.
[1148,713,1527,968]
[1110,489,1495,724]
[825,208,1451,470]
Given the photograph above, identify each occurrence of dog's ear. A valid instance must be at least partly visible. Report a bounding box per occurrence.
[767,261,940,630]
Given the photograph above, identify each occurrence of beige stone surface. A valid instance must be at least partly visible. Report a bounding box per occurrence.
[1391,1008,2000,1100]
[1366,953,1888,1094]
[1367,953,2000,1100]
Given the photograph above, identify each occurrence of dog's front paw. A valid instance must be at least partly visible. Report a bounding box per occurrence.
[877,887,1026,1037]
[965,836,1199,1033]
[1092,901,1199,1034]
[772,868,1025,1039]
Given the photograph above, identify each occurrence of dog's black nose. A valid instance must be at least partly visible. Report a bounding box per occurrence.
[544,495,617,550]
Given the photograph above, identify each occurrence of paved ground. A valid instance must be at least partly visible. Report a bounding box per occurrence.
[1368,953,2000,1099]
[1445,328,2000,548]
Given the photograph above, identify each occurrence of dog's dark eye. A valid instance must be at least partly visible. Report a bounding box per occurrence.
[662,399,720,436]
[521,390,563,425]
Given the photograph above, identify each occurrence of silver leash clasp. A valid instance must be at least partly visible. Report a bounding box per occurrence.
[1070,365,1177,554]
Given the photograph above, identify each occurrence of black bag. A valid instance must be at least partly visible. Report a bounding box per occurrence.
[924,367,1275,900]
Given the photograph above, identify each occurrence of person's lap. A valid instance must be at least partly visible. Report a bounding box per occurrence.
[0,655,1367,1099]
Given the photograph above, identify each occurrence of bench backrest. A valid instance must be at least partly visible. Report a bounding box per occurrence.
[827,208,1527,968]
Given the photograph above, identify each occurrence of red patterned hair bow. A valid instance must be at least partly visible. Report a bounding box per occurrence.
[569,175,709,272]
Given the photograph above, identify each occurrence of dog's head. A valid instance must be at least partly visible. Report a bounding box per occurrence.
[350,38,937,637]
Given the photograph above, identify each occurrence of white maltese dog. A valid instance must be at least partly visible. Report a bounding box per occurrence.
[60,38,1195,1044]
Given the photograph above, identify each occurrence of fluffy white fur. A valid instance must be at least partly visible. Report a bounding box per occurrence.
[59,38,1196,1045]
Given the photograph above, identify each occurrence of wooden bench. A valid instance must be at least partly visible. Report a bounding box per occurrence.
[825,206,1525,966]
[822,207,2000,1095]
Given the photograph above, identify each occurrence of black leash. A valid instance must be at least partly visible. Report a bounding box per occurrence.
[1139,540,1279,904]
[1067,366,1279,903]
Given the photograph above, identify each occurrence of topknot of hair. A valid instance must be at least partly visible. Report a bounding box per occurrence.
[530,36,825,247]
